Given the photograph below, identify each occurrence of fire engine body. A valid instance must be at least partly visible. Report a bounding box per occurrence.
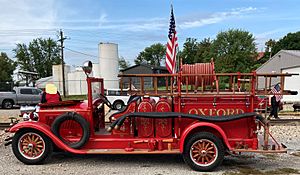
[5,61,297,171]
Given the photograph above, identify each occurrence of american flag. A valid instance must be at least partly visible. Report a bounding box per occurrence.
[166,6,178,74]
[271,83,283,102]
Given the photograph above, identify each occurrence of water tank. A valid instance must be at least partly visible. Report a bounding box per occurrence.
[98,43,119,89]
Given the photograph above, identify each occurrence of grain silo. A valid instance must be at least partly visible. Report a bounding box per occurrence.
[98,42,119,89]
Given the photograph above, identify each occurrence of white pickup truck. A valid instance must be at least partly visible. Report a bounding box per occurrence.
[104,89,130,110]
[104,89,160,110]
[0,87,42,109]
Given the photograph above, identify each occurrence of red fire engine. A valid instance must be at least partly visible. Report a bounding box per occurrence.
[4,60,297,171]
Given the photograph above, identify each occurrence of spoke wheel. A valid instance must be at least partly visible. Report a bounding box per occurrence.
[18,132,45,160]
[183,132,225,172]
[12,130,53,164]
[190,139,217,166]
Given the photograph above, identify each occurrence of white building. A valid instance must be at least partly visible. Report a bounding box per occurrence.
[52,65,70,96]
[281,65,300,102]
[256,50,300,102]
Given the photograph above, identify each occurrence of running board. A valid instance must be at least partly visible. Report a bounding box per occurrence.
[84,149,181,154]
[232,148,287,153]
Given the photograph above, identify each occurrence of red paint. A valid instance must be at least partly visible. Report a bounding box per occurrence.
[137,97,156,137]
[179,122,232,152]
[155,97,172,138]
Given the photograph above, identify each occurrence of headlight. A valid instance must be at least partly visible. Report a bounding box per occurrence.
[33,112,39,121]
[22,112,39,121]
[22,113,30,121]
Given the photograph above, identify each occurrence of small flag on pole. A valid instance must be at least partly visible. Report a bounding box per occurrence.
[271,83,283,102]
[166,5,178,74]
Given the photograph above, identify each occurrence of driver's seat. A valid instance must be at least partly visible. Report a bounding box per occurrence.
[109,95,141,122]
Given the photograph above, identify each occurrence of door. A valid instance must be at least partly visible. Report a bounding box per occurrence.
[18,88,34,105]
[31,89,42,104]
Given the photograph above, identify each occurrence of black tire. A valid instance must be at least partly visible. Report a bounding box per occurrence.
[113,100,125,110]
[2,99,14,109]
[183,132,225,172]
[12,129,53,165]
[51,112,90,149]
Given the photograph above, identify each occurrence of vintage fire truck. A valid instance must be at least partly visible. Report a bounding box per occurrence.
[4,61,297,171]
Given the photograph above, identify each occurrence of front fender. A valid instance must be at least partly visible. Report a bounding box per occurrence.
[179,122,232,152]
[9,121,86,154]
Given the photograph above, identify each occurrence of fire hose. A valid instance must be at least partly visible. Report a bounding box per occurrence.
[107,112,268,132]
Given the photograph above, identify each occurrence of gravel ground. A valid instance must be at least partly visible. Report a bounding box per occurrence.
[0,109,20,123]
[0,109,299,175]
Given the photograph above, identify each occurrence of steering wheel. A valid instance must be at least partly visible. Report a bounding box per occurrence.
[96,94,112,109]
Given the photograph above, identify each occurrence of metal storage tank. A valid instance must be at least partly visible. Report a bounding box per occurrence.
[98,42,119,89]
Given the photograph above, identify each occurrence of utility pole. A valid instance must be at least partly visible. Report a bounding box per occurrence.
[58,29,67,97]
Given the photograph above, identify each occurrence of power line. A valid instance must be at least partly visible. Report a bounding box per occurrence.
[65,47,99,58]
[65,47,136,61]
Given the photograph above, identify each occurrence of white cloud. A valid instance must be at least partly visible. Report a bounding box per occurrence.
[180,7,258,29]
[98,13,108,26]
[66,7,259,32]
[0,0,57,49]
[255,27,299,50]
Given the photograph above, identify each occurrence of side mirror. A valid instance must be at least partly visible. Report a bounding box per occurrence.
[82,61,93,76]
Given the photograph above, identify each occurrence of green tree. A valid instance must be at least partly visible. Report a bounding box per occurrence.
[0,52,16,82]
[119,56,131,70]
[134,43,165,66]
[211,29,257,73]
[272,31,300,55]
[195,38,213,63]
[180,38,199,64]
[265,39,276,56]
[14,38,61,78]
[179,37,213,64]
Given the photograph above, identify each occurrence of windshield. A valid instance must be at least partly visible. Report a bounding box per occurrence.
[91,81,102,100]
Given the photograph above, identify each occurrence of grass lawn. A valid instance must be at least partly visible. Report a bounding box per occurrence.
[62,95,87,101]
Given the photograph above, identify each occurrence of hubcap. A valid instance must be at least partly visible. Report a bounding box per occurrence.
[116,103,122,110]
[190,139,218,167]
[18,132,45,160]
[5,102,12,108]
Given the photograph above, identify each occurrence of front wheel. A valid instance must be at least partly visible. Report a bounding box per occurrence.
[2,99,14,109]
[183,132,225,172]
[12,129,53,164]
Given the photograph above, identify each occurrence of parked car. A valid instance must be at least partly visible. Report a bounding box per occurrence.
[0,87,42,109]
[293,103,300,112]
[104,89,130,110]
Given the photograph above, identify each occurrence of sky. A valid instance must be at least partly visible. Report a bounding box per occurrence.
[1,0,300,68]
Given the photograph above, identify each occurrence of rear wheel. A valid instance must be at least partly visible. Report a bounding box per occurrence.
[2,99,14,109]
[12,129,53,164]
[113,100,125,110]
[183,132,225,171]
